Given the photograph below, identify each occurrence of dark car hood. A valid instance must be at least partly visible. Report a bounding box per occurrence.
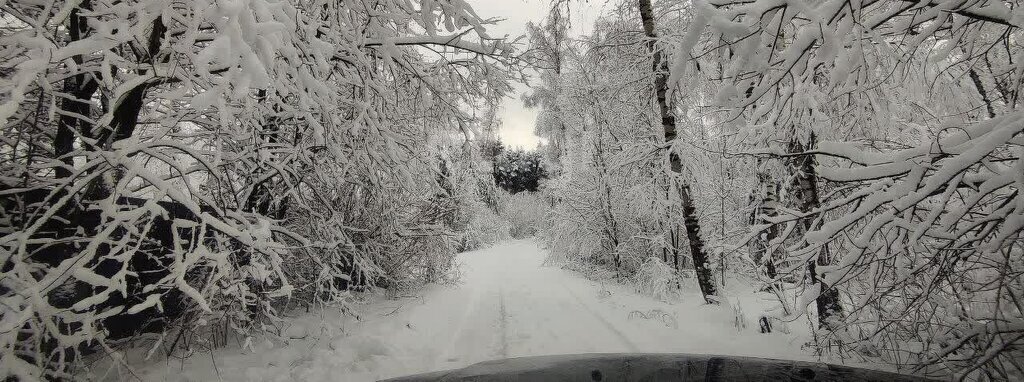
[382,353,935,381]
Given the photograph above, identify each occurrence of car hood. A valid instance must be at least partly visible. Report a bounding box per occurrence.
[381,353,935,381]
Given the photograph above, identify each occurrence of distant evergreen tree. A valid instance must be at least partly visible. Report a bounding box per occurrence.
[493,148,547,194]
[480,138,505,163]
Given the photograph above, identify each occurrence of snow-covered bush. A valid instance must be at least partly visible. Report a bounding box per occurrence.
[497,191,548,239]
[462,207,512,250]
[727,299,748,332]
[454,148,513,251]
[632,257,682,302]
[558,253,621,282]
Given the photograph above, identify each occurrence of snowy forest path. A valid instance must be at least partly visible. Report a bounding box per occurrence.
[427,239,645,369]
[138,239,812,382]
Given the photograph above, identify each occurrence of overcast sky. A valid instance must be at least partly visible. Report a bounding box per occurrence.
[465,0,599,150]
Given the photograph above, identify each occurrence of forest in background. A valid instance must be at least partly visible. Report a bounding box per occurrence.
[0,0,1021,380]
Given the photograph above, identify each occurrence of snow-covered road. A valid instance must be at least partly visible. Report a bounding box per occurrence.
[421,239,642,364]
[136,239,811,382]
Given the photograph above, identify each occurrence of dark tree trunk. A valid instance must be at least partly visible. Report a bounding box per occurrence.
[84,18,166,200]
[968,69,996,119]
[243,90,294,220]
[54,3,99,179]
[638,0,718,304]
[750,165,780,280]
[787,135,842,329]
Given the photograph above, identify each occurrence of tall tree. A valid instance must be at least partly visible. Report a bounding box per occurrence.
[524,1,572,174]
[638,0,718,304]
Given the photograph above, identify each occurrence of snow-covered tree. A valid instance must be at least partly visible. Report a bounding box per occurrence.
[0,0,519,378]
[670,0,1023,377]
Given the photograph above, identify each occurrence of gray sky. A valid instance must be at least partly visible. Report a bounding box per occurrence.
[465,0,598,150]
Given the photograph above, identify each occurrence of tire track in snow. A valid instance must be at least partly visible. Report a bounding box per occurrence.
[435,289,480,365]
[498,289,509,358]
[435,283,506,366]
[558,280,640,352]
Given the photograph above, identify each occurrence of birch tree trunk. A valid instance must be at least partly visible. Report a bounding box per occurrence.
[750,165,779,280]
[787,135,843,329]
[638,0,718,304]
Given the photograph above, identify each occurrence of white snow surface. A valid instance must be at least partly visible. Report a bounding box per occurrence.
[133,239,820,381]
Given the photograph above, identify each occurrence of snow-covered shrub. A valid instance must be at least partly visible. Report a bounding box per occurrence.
[632,257,682,302]
[0,189,294,376]
[615,237,667,275]
[497,191,548,239]
[559,254,620,282]
[542,173,607,268]
[462,207,512,250]
[727,299,748,332]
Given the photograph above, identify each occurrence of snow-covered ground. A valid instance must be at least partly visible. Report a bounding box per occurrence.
[129,239,820,381]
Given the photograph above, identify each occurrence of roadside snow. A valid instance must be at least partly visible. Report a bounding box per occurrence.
[127,239,821,381]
